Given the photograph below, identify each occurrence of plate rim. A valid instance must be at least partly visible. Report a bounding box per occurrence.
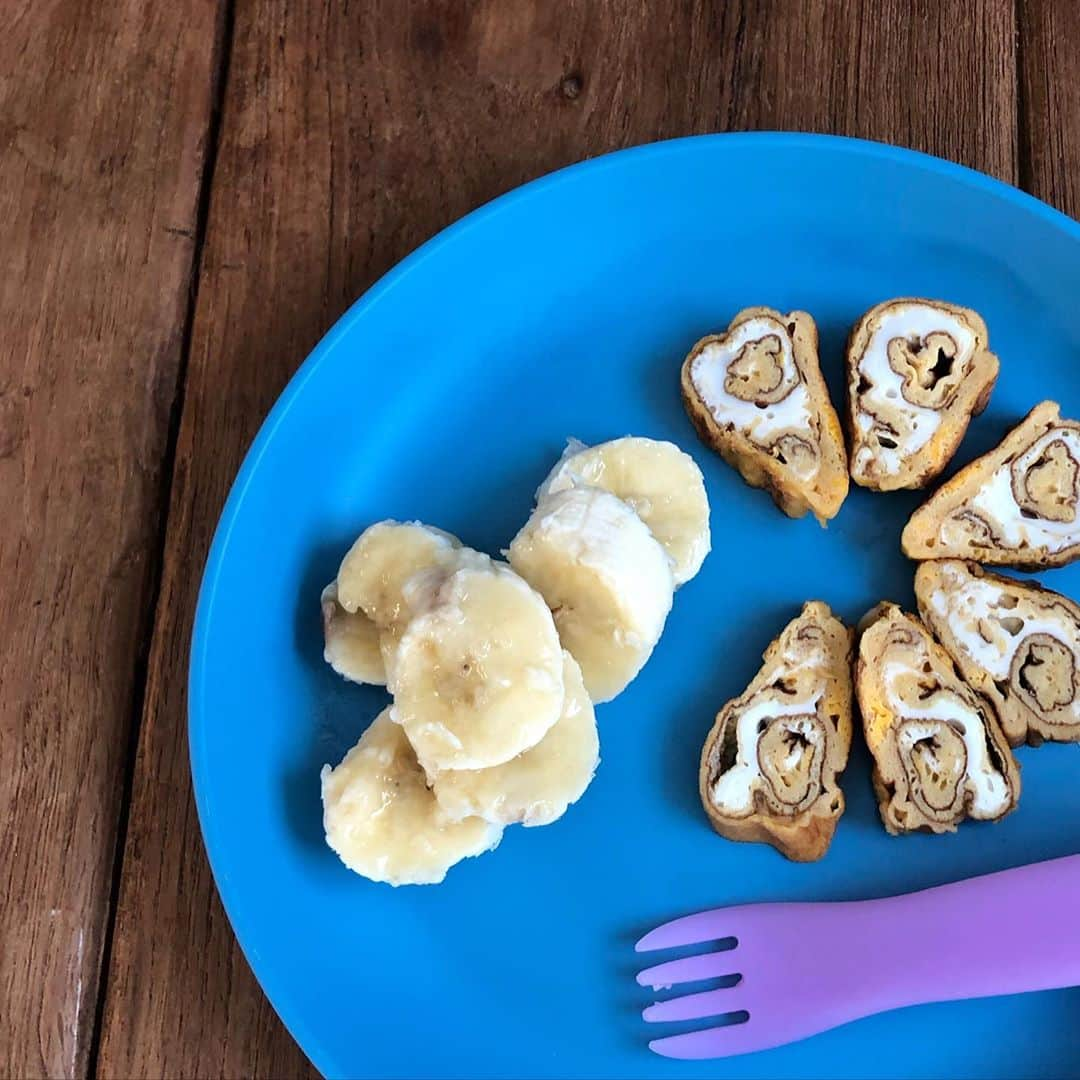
[187,131,1080,1077]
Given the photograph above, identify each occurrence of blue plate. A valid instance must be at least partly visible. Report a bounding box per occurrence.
[191,134,1080,1079]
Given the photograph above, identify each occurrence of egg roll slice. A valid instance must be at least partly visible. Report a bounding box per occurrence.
[699,601,853,862]
[682,308,849,523]
[903,401,1080,568]
[847,298,998,490]
[916,560,1080,747]
[856,603,1020,835]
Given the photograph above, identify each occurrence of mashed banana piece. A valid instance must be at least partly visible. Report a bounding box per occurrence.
[508,486,674,703]
[390,562,565,773]
[538,436,711,586]
[432,652,599,827]
[321,709,501,886]
[321,581,387,685]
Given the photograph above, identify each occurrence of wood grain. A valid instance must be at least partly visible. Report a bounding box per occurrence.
[1019,0,1080,217]
[96,2,1017,1076]
[0,1,224,1076]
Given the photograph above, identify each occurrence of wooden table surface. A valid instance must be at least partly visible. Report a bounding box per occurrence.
[2,2,1078,1076]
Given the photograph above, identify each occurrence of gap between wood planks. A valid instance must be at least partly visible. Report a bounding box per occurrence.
[1016,0,1032,193]
[84,2,239,1076]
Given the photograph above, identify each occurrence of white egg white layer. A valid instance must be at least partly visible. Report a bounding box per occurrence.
[690,316,813,445]
[882,661,1009,818]
[962,428,1080,554]
[709,694,823,815]
[852,304,977,477]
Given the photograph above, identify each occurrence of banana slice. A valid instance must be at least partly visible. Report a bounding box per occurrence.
[331,521,492,683]
[538,436,711,586]
[508,486,674,702]
[377,546,494,682]
[389,562,565,772]
[433,652,599,827]
[321,582,387,685]
[321,709,502,886]
[336,521,462,626]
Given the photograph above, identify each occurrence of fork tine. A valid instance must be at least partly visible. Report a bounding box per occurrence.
[635,909,728,952]
[636,949,738,989]
[643,984,741,1023]
[648,1021,764,1061]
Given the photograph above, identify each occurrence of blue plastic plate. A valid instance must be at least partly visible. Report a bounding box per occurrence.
[190,134,1080,1079]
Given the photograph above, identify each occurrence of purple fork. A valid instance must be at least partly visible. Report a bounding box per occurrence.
[636,855,1080,1060]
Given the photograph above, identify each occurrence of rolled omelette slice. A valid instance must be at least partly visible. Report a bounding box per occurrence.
[903,401,1080,568]
[847,298,998,490]
[916,559,1080,747]
[698,601,853,862]
[681,307,849,523]
[856,602,1020,835]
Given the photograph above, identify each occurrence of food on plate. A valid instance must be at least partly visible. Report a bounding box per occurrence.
[698,601,854,862]
[319,431,710,881]
[508,486,674,702]
[321,708,502,886]
[916,560,1080,746]
[902,401,1080,568]
[389,561,565,773]
[681,307,849,523]
[538,436,711,585]
[856,602,1020,835]
[336,520,462,626]
[433,652,599,826]
[321,582,387,685]
[846,298,998,490]
[325,521,462,685]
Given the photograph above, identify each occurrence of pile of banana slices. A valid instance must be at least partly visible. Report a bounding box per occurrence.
[319,436,711,885]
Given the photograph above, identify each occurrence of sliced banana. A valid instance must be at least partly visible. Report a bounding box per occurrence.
[389,562,565,773]
[336,521,462,626]
[321,582,386,685]
[433,652,599,827]
[539,436,711,586]
[331,521,492,683]
[321,709,501,886]
[377,546,493,682]
[508,486,674,702]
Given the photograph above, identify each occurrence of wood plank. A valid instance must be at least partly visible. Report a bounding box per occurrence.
[1019,0,1080,217]
[96,2,1017,1076]
[0,1,224,1076]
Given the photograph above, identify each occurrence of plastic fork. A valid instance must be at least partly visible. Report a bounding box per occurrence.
[635,854,1080,1059]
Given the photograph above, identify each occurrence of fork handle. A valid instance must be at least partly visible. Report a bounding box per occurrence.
[839,855,1080,1013]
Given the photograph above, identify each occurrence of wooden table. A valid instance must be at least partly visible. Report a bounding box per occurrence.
[2,2,1077,1076]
